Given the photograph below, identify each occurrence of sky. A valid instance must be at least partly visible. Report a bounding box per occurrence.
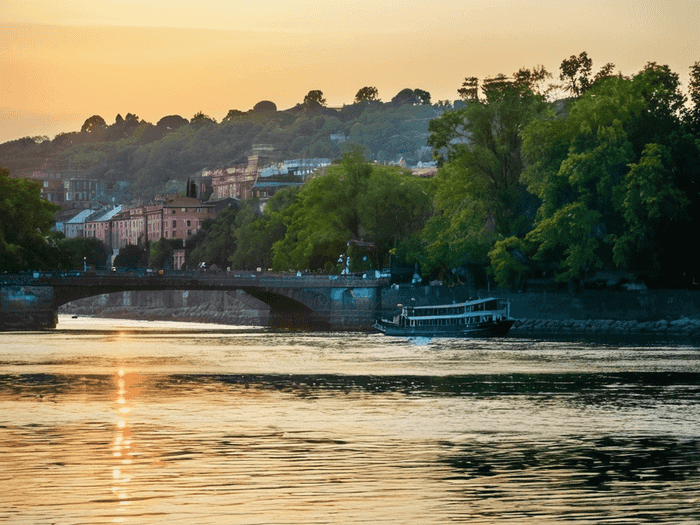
[1,0,698,143]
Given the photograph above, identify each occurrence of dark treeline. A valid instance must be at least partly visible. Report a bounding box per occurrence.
[3,54,700,289]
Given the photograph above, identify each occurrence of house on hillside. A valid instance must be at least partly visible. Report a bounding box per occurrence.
[206,155,260,201]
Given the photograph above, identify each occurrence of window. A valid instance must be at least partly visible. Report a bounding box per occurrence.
[186,220,191,227]
[172,220,177,228]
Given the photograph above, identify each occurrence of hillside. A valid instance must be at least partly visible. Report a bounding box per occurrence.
[0,97,448,199]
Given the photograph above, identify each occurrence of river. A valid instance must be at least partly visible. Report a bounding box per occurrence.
[1,316,699,524]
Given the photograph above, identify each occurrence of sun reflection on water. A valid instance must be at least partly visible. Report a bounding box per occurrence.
[110,368,145,520]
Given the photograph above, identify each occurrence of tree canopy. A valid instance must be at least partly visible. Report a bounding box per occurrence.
[0,167,63,271]
[492,63,700,287]
[303,90,327,106]
[355,86,380,103]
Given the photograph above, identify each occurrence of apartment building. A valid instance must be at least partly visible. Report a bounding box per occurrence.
[84,197,215,249]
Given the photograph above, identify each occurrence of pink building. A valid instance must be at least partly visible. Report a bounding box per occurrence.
[161,196,215,240]
[84,197,215,249]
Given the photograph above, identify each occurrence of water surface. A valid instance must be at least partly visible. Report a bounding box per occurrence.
[1,316,699,523]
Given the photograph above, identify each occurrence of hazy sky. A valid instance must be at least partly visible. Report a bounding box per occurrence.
[1,0,698,143]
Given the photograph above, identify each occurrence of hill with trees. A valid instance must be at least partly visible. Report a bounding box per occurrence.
[3,57,700,291]
[0,88,443,199]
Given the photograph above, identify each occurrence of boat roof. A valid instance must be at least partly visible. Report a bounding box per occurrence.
[407,297,504,310]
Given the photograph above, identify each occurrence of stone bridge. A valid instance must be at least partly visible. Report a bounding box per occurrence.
[0,271,387,331]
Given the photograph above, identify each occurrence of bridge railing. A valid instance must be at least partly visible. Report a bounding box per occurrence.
[1,270,389,288]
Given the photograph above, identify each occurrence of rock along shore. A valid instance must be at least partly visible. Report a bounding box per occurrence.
[510,317,700,339]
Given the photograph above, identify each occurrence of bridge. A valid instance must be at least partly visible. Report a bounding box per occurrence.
[0,271,388,331]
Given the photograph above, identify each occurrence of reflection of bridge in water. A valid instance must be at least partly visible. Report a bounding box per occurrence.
[0,272,387,331]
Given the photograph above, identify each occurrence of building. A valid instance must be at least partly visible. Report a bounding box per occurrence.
[161,196,216,241]
[63,178,107,205]
[84,197,216,249]
[207,155,260,201]
[63,209,99,238]
[258,158,331,179]
[83,205,123,245]
[27,171,65,205]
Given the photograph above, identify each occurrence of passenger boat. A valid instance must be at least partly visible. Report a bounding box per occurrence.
[374,297,515,337]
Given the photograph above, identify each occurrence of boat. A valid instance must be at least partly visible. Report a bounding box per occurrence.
[374,297,515,337]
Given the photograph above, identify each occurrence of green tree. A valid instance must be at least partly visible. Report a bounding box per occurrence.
[113,244,148,268]
[687,61,700,133]
[187,208,238,268]
[391,88,431,105]
[303,90,326,106]
[0,167,62,271]
[58,237,112,270]
[81,115,107,133]
[559,51,593,97]
[271,151,429,271]
[355,86,380,103]
[427,68,549,264]
[231,189,298,270]
[191,111,217,125]
[149,238,183,269]
[516,65,700,286]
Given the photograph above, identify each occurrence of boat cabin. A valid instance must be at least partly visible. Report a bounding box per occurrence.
[397,298,509,328]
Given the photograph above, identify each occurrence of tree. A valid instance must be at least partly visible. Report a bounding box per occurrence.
[414,89,431,105]
[459,67,551,103]
[458,77,480,102]
[0,167,62,271]
[514,66,700,286]
[425,67,550,281]
[253,100,277,112]
[157,115,188,129]
[559,51,593,97]
[304,90,327,106]
[687,61,700,133]
[191,111,216,125]
[355,86,380,103]
[149,238,183,269]
[112,244,148,268]
[230,189,298,270]
[81,115,107,133]
[222,109,245,122]
[187,208,238,268]
[271,151,429,271]
[58,237,111,270]
[429,68,549,235]
[391,88,431,105]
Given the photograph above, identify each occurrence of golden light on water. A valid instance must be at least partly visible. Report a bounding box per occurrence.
[109,368,145,518]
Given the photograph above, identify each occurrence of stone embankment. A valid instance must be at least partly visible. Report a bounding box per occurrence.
[510,317,700,338]
[74,305,266,326]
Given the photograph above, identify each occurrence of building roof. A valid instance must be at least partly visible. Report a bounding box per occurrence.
[66,209,97,224]
[163,196,210,207]
[89,205,123,222]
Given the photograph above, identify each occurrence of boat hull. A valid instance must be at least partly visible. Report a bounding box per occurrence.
[374,318,515,338]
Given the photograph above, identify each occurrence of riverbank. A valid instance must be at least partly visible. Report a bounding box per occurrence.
[63,307,700,340]
[58,287,700,339]
[510,317,700,339]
